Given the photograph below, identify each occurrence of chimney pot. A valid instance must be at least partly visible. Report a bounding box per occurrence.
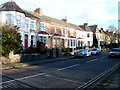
[84,23,88,26]
[101,28,103,30]
[34,8,42,15]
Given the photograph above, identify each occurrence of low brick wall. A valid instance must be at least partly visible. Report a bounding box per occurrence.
[0,49,68,65]
[0,51,48,65]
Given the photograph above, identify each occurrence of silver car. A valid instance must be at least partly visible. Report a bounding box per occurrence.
[109,48,120,57]
[74,49,91,57]
[91,48,101,55]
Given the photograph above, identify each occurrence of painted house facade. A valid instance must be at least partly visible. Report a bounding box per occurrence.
[0,1,94,49]
[0,1,38,49]
[89,25,101,47]
[79,23,93,47]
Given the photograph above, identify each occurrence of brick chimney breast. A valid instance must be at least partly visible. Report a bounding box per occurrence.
[34,8,42,15]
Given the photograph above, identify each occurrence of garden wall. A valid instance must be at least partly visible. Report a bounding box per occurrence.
[0,48,71,65]
[0,51,48,65]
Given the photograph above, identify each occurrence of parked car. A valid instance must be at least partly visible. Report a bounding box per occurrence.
[109,48,120,57]
[91,48,101,55]
[74,49,91,58]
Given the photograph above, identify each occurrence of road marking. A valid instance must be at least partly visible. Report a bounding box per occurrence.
[87,56,107,63]
[101,56,107,59]
[45,74,83,84]
[75,63,120,90]
[87,59,98,63]
[1,73,45,84]
[57,64,79,71]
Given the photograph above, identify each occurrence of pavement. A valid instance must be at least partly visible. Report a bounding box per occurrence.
[0,55,74,70]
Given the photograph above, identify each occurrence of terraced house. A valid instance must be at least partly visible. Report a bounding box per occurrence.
[0,0,94,50]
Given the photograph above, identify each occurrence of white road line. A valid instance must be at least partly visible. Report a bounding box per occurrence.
[87,59,98,63]
[45,74,83,84]
[1,73,45,84]
[57,64,79,71]
[87,56,108,63]
[101,56,107,59]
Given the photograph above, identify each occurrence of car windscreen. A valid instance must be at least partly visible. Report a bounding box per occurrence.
[91,49,97,51]
[111,49,120,52]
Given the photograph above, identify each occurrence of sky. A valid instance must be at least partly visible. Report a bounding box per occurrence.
[0,0,119,30]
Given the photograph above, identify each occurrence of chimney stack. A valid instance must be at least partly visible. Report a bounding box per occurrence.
[84,23,88,26]
[62,16,67,22]
[34,8,42,15]
[100,28,103,30]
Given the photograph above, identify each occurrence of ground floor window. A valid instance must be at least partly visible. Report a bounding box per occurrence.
[88,41,90,46]
[54,38,60,47]
[31,35,34,46]
[70,39,76,47]
[39,36,47,45]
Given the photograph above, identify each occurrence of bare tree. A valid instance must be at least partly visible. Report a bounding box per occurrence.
[106,25,119,44]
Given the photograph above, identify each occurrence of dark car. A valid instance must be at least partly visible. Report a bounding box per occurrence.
[108,48,120,57]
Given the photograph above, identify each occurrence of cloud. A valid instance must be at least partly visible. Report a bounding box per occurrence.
[0,0,119,29]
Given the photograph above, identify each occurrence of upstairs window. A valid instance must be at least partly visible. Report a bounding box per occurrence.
[30,20,35,29]
[25,19,29,29]
[54,26,58,33]
[40,23,45,31]
[16,15,21,25]
[62,28,65,35]
[71,30,74,36]
[87,33,90,38]
[6,13,12,24]
[65,28,68,35]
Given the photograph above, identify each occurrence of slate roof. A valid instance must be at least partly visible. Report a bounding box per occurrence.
[89,25,98,33]
[79,25,92,32]
[24,10,84,31]
[0,1,23,13]
[0,1,84,31]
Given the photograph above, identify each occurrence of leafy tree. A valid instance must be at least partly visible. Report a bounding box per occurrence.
[0,25,22,57]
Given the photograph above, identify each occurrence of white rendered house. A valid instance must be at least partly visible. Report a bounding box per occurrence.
[0,1,37,49]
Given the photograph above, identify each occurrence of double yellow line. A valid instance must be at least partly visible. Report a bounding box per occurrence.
[75,63,120,90]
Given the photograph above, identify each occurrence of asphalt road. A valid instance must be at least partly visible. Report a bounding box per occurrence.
[1,53,120,89]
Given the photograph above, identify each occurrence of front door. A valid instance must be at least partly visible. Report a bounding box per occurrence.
[24,35,28,49]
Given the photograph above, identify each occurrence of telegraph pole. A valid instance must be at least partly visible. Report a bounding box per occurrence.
[118,1,120,44]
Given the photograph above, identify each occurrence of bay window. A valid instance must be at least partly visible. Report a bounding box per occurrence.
[6,13,12,24]
[39,36,47,45]
[16,15,21,25]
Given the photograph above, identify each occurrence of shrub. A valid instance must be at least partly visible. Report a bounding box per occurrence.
[24,41,47,54]
[37,41,47,54]
[0,25,22,57]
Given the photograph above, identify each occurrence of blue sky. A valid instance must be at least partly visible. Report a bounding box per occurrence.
[0,0,119,30]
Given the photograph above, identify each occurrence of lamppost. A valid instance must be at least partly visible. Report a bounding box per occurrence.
[118,1,120,43]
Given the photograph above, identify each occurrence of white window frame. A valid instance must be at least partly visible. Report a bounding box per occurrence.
[6,13,12,24]
[25,19,29,29]
[30,20,35,29]
[71,30,74,36]
[62,28,65,35]
[40,22,45,31]
[54,26,58,33]
[16,15,21,25]
[39,36,47,45]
